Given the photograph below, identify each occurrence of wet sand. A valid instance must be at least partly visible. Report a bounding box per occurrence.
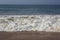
[0,31,60,40]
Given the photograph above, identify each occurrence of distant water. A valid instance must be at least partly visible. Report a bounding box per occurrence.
[0,5,60,15]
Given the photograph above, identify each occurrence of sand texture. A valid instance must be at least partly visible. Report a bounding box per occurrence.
[0,31,60,40]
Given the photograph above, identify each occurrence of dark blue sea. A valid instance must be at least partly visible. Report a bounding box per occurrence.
[0,5,60,15]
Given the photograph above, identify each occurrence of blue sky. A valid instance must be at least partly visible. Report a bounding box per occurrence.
[0,0,60,4]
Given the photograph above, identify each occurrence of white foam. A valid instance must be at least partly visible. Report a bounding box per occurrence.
[0,15,60,32]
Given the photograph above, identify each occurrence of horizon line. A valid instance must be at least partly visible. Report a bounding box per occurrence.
[0,4,60,5]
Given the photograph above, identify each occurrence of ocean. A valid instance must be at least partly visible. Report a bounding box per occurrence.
[0,5,60,32]
[0,5,60,15]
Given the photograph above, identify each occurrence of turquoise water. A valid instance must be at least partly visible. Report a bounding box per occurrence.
[0,5,60,15]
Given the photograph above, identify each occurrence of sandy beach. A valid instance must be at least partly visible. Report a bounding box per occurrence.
[0,31,60,40]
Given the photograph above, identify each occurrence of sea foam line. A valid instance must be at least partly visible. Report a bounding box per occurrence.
[0,15,60,32]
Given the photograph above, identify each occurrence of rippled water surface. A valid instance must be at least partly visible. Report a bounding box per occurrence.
[0,5,60,15]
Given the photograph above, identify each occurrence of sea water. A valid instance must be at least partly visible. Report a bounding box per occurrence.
[0,5,60,15]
